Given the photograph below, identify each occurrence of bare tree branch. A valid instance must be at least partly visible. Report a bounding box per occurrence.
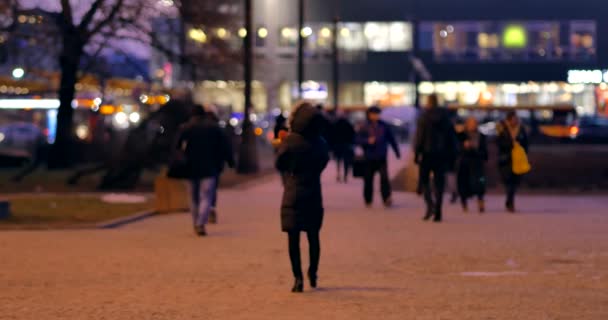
[85,0,126,39]
[60,0,74,27]
[78,0,106,33]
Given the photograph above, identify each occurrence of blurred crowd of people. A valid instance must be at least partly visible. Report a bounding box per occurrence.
[168,97,531,292]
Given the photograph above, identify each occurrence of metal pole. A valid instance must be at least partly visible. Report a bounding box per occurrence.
[237,0,259,174]
[331,1,340,112]
[297,0,304,99]
[411,19,420,109]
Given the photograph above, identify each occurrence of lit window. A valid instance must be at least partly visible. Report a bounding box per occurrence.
[216,28,228,39]
[301,26,313,38]
[257,27,268,39]
[364,82,415,107]
[279,27,297,47]
[338,23,365,51]
[388,22,412,51]
[365,22,390,51]
[256,27,268,47]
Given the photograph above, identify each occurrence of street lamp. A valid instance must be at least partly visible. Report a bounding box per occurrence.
[297,0,305,99]
[12,67,25,79]
[237,0,260,174]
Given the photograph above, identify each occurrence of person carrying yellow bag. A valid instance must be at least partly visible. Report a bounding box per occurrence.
[496,111,530,213]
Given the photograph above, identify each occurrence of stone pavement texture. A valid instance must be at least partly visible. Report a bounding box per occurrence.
[2,153,608,319]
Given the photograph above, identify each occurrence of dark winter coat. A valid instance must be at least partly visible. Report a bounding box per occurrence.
[496,121,529,178]
[456,131,488,198]
[276,105,330,232]
[414,107,458,168]
[173,116,235,179]
[330,117,356,146]
[356,120,401,161]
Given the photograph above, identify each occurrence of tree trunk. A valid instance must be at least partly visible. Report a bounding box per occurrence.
[47,34,83,169]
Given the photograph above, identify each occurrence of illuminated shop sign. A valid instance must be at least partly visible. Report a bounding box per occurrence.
[503,24,527,49]
[567,69,608,84]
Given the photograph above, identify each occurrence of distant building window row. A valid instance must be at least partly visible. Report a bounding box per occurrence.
[185,20,597,62]
[420,20,597,62]
[275,22,413,52]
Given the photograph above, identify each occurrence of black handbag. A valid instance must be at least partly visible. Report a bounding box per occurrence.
[167,141,190,179]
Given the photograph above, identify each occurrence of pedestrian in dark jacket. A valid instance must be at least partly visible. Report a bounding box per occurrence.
[330,114,356,183]
[204,104,222,224]
[356,106,401,207]
[173,105,235,236]
[496,111,529,213]
[274,114,288,139]
[276,102,330,293]
[456,117,488,213]
[414,94,457,222]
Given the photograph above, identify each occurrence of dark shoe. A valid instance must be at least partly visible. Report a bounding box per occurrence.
[194,225,207,237]
[291,278,304,293]
[462,203,469,213]
[478,200,485,213]
[423,211,434,221]
[433,218,442,223]
[384,198,393,208]
[209,209,217,224]
[506,200,515,213]
[450,192,458,204]
[308,271,318,288]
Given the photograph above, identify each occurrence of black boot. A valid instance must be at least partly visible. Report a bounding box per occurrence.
[423,209,434,221]
[308,270,318,288]
[291,278,304,293]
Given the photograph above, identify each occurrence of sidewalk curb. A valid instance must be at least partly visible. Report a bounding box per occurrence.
[96,210,158,229]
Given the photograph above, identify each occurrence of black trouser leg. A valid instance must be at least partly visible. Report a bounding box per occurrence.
[306,231,320,277]
[343,156,351,182]
[433,167,446,220]
[419,162,434,214]
[211,175,219,208]
[379,160,392,201]
[288,231,303,279]
[363,162,376,204]
[506,174,521,207]
[335,156,342,179]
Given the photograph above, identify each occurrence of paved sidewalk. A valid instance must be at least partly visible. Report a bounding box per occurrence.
[1,155,608,319]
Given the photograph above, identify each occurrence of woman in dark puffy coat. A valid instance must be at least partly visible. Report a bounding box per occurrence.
[276,102,330,293]
[456,117,488,213]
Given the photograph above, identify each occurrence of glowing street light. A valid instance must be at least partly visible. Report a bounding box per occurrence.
[12,67,25,79]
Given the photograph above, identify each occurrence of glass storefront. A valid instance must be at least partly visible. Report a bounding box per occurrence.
[419,81,597,115]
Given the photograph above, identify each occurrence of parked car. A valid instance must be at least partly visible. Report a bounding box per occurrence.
[569,116,608,143]
[0,123,45,159]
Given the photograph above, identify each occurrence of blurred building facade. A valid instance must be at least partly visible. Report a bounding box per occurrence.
[150,0,608,116]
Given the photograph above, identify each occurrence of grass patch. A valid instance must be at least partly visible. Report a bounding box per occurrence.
[0,195,153,229]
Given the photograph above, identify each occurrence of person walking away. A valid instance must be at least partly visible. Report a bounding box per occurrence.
[414,94,457,222]
[356,106,401,207]
[274,113,288,139]
[204,104,223,224]
[448,115,462,204]
[456,117,488,213]
[496,111,529,213]
[276,102,330,293]
[172,105,235,236]
[330,113,356,183]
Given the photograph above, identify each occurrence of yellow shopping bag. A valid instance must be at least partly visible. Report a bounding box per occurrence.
[511,142,531,175]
